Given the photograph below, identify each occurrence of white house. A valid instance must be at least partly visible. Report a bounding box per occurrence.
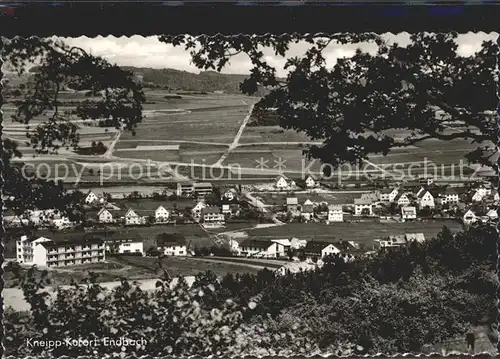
[417,190,435,209]
[117,241,144,255]
[52,216,73,230]
[374,235,407,249]
[222,204,232,216]
[124,209,145,226]
[327,205,343,222]
[85,190,99,204]
[290,237,308,249]
[354,198,373,216]
[201,206,225,228]
[155,205,170,223]
[240,239,278,258]
[395,193,411,207]
[275,261,319,276]
[271,239,291,258]
[303,241,340,260]
[405,232,426,244]
[274,175,294,190]
[191,201,207,221]
[493,191,499,202]
[222,188,237,201]
[301,199,315,221]
[380,188,399,203]
[305,175,318,189]
[476,185,492,197]
[486,208,498,220]
[98,208,114,223]
[441,188,460,204]
[472,190,484,202]
[463,209,477,226]
[228,239,241,255]
[401,206,417,220]
[157,233,188,256]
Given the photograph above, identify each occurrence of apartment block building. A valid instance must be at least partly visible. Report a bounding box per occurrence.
[16,235,106,268]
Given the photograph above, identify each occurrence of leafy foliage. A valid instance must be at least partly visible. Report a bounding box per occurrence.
[2,37,145,223]
[5,226,497,357]
[160,33,499,168]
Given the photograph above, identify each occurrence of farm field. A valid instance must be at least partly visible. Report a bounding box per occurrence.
[5,89,489,186]
[245,221,464,246]
[119,107,247,142]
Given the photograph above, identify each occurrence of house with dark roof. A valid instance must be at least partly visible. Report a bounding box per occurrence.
[302,241,340,260]
[201,206,225,228]
[98,208,114,223]
[394,193,411,207]
[401,206,417,220]
[301,199,315,221]
[156,233,188,256]
[124,209,153,226]
[380,188,399,203]
[354,198,374,216]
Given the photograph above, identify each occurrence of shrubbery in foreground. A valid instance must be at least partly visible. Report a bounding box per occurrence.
[4,225,497,357]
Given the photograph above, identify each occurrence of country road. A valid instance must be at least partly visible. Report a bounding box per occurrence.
[215,103,255,166]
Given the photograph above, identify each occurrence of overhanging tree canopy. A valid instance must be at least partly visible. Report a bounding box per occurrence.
[2,37,145,219]
[159,33,498,169]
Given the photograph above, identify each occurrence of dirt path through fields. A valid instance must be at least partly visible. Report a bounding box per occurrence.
[214,103,255,166]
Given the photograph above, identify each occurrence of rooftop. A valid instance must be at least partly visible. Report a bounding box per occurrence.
[202,206,221,214]
[240,239,275,249]
[41,236,104,248]
[303,241,332,253]
[156,233,187,247]
[286,197,298,205]
[354,198,372,205]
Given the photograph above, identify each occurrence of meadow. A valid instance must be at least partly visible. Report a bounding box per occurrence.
[245,220,464,246]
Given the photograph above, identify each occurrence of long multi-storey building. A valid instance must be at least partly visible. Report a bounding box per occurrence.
[16,235,106,268]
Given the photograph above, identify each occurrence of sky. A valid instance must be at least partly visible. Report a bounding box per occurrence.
[55,32,498,77]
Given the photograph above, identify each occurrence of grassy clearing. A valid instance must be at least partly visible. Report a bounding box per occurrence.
[114,255,262,277]
[246,221,464,245]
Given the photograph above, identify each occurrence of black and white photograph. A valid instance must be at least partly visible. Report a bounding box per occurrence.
[2,32,499,357]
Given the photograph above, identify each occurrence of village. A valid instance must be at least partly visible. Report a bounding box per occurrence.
[7,172,499,276]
